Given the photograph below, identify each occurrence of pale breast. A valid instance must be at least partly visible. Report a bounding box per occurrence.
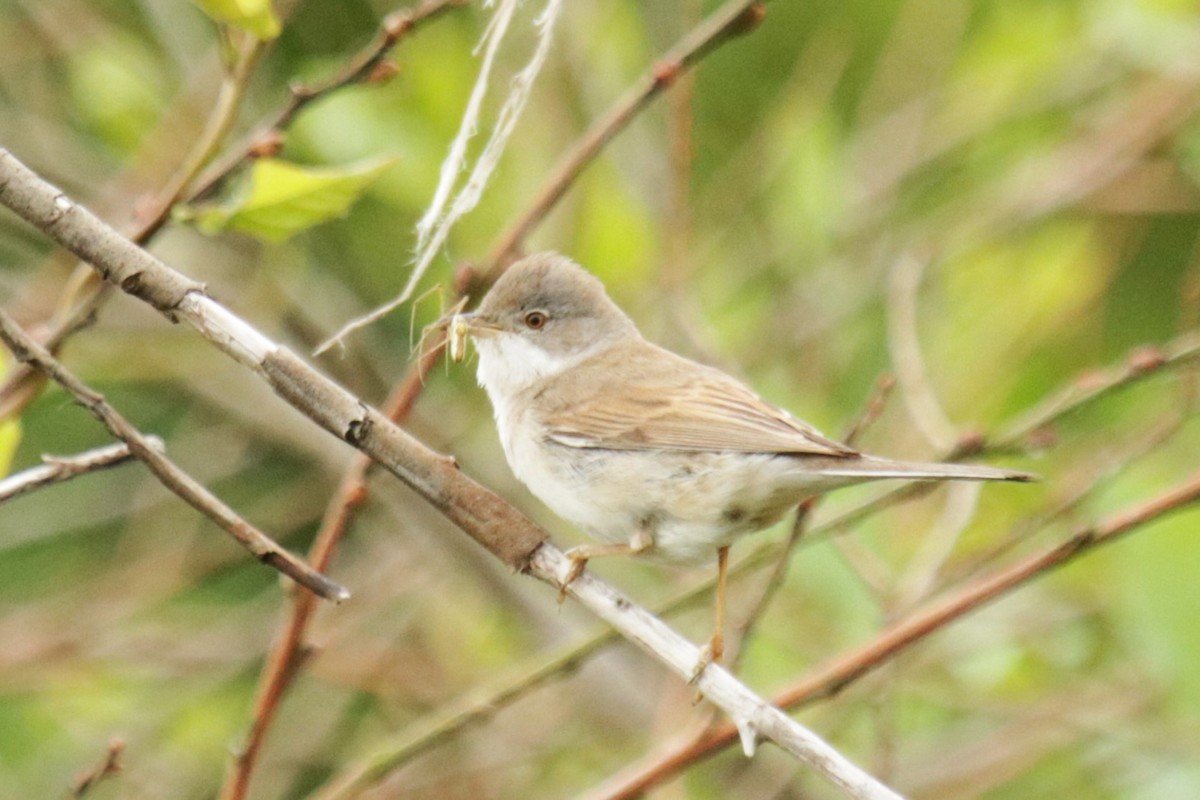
[507,437,821,565]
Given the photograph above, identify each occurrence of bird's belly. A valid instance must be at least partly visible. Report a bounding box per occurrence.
[508,440,811,565]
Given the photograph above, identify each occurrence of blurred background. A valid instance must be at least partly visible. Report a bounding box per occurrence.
[1,0,1200,798]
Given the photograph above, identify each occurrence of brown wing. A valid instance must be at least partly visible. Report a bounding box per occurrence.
[540,344,856,457]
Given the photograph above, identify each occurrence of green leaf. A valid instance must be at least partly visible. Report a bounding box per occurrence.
[185,158,397,243]
[195,0,281,40]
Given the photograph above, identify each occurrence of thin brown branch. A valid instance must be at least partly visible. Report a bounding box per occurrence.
[481,0,767,278]
[591,470,1200,799]
[0,305,348,603]
[842,375,897,449]
[70,738,124,798]
[189,0,468,203]
[139,33,267,239]
[0,439,153,503]
[795,469,1200,703]
[986,332,1200,454]
[949,410,1193,587]
[312,568,750,797]
[218,344,444,800]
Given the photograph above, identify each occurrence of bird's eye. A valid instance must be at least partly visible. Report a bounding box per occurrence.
[523,311,548,330]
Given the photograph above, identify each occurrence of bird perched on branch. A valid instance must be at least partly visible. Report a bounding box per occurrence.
[456,252,1034,676]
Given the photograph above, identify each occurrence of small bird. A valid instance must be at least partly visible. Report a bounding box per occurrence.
[458,252,1033,675]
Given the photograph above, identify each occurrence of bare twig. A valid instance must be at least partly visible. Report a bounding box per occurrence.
[70,738,124,798]
[0,305,348,603]
[314,558,762,797]
[949,410,1193,587]
[218,462,368,800]
[317,546,903,800]
[988,334,1200,453]
[588,470,1200,799]
[842,375,897,449]
[891,480,981,611]
[797,470,1200,705]
[190,0,467,203]
[0,440,154,503]
[311,622,620,798]
[140,34,267,239]
[0,144,900,800]
[662,4,698,298]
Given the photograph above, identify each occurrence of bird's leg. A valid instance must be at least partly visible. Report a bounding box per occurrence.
[690,545,730,683]
[559,529,653,602]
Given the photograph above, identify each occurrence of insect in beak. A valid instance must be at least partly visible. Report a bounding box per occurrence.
[449,312,470,363]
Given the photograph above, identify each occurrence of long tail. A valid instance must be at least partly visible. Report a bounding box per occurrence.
[812,455,1036,483]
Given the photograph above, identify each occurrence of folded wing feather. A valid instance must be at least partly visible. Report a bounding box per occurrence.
[540,345,856,457]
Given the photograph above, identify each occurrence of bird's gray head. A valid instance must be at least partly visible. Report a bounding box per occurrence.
[467,252,639,394]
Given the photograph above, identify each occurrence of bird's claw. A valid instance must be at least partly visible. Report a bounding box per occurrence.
[557,551,588,603]
[688,634,724,686]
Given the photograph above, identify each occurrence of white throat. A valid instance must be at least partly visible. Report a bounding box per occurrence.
[473,333,594,403]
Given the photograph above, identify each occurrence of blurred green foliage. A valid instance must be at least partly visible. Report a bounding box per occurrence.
[1,0,1200,798]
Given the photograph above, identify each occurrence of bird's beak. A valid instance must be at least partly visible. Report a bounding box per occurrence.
[444,309,506,363]
[452,311,504,338]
